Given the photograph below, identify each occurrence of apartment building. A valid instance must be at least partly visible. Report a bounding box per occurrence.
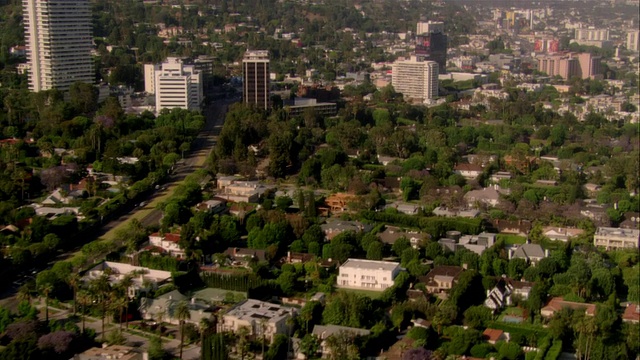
[627,30,640,52]
[144,57,203,113]
[593,227,640,250]
[392,57,439,102]
[337,259,401,291]
[220,299,295,343]
[574,28,610,41]
[23,0,94,92]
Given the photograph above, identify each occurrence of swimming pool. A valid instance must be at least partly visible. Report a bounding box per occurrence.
[502,315,524,323]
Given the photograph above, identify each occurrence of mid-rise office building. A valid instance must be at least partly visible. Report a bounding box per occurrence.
[144,57,203,113]
[536,52,602,80]
[627,30,640,52]
[23,0,94,92]
[392,57,439,102]
[414,21,447,72]
[416,21,444,35]
[243,50,270,109]
[575,28,610,42]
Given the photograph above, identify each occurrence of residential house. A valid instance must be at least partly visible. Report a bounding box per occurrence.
[139,290,216,327]
[490,171,513,183]
[224,247,267,266]
[216,175,242,190]
[324,193,358,214]
[541,297,596,318]
[508,243,548,265]
[312,325,371,358]
[542,226,585,242]
[432,206,480,218]
[464,186,509,208]
[229,203,257,219]
[419,266,464,295]
[593,227,640,250]
[337,259,401,291]
[32,205,81,219]
[41,188,82,205]
[220,299,296,343]
[483,329,509,345]
[196,199,228,214]
[454,163,484,180]
[622,304,639,324]
[620,212,640,230]
[439,232,497,255]
[378,226,427,248]
[583,183,602,196]
[484,277,534,313]
[385,202,421,215]
[83,262,172,298]
[377,155,402,166]
[72,345,147,360]
[285,251,314,264]
[217,180,272,203]
[320,219,373,241]
[148,232,184,259]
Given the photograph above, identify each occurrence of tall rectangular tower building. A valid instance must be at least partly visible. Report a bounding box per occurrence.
[23,0,94,92]
[243,50,270,110]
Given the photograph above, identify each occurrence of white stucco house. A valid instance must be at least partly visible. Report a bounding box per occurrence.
[336,259,401,291]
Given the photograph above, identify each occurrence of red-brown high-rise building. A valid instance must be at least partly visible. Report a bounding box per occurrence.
[243,50,270,110]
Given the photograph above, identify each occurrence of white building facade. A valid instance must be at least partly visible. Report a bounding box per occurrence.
[220,299,295,343]
[392,57,439,102]
[575,28,610,41]
[416,21,444,35]
[593,227,640,250]
[148,232,185,258]
[627,30,640,52]
[337,259,401,291]
[144,57,203,113]
[23,0,94,92]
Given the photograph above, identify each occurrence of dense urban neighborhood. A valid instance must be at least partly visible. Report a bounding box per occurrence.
[0,0,638,359]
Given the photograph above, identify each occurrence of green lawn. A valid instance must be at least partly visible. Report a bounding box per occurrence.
[337,287,383,299]
[497,234,527,245]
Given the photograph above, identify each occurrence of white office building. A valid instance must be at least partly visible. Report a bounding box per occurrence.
[627,30,640,52]
[22,0,94,92]
[144,57,203,113]
[392,57,439,102]
[337,259,401,291]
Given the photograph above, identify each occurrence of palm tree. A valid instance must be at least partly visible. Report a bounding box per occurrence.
[175,301,191,359]
[259,317,268,360]
[112,296,129,330]
[117,275,134,328]
[199,318,212,345]
[90,274,112,342]
[39,283,53,322]
[77,290,92,333]
[17,284,33,304]
[67,273,80,315]
[236,326,250,360]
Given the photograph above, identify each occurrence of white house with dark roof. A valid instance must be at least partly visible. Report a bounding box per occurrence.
[508,243,548,265]
[337,259,401,291]
[454,163,484,179]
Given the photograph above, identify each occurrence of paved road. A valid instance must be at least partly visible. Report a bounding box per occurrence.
[139,100,230,227]
[0,99,232,310]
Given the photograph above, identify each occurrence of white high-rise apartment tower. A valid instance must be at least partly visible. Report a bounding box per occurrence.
[627,30,639,52]
[392,57,439,102]
[23,0,94,92]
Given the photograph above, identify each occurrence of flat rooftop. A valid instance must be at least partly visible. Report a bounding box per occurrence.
[340,258,400,271]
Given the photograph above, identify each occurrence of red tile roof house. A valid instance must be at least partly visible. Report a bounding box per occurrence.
[483,328,509,344]
[148,232,184,258]
[540,297,596,318]
[622,303,639,324]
